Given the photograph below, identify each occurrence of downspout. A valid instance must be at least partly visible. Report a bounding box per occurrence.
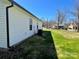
[6,1,13,48]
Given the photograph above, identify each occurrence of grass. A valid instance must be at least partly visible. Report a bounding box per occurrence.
[1,29,79,59]
[52,30,79,59]
[0,30,58,59]
[0,31,57,59]
[13,31,58,59]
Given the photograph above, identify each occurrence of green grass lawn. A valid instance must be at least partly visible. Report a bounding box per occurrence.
[52,30,79,59]
[0,31,58,59]
[1,29,79,59]
[13,31,58,59]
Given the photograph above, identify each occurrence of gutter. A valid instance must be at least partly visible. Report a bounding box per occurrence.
[6,0,13,48]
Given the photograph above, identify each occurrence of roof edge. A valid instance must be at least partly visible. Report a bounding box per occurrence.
[8,0,42,22]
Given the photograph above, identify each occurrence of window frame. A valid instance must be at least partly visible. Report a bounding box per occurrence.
[29,18,32,30]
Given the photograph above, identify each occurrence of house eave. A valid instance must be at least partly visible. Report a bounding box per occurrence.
[9,0,42,22]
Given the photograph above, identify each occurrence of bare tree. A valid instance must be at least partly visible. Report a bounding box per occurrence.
[76,5,79,31]
[43,20,48,28]
[70,0,79,31]
[57,10,66,29]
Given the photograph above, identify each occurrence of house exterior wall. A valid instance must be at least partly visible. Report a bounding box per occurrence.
[68,24,77,31]
[9,5,41,46]
[0,1,10,48]
[38,20,42,30]
[0,0,42,48]
[32,17,38,33]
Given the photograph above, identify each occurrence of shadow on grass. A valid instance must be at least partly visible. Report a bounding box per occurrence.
[42,31,58,59]
[0,31,58,59]
[18,31,58,59]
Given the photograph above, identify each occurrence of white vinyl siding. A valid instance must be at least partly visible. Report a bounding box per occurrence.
[9,5,39,46]
[38,21,42,30]
[0,0,42,48]
[0,1,7,48]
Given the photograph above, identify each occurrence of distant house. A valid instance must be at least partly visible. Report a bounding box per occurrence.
[68,23,77,31]
[58,23,64,29]
[0,0,42,48]
[51,24,58,29]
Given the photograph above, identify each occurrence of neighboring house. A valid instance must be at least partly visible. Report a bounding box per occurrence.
[58,23,64,29]
[51,24,58,29]
[68,23,77,31]
[0,0,42,48]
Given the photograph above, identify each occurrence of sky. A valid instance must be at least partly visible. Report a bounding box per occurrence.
[14,0,76,21]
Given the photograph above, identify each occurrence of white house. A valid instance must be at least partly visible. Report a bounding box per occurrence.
[68,23,77,31]
[0,0,42,48]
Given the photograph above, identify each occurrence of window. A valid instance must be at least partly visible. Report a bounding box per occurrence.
[37,25,38,29]
[29,18,32,30]
[37,22,38,30]
[30,25,32,30]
